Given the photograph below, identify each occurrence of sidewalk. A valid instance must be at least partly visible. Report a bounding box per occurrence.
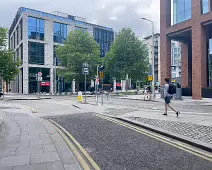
[0,103,82,170]
[73,100,212,152]
[0,94,51,100]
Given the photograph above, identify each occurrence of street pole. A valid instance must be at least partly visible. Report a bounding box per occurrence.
[141,18,155,99]
[85,74,87,103]
[96,65,99,104]
[101,78,103,105]
[54,57,57,95]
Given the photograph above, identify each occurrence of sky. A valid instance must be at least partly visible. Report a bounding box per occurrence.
[0,0,160,38]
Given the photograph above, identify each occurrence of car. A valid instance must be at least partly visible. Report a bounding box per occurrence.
[0,91,4,97]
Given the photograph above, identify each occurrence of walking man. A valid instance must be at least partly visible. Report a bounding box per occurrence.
[163,78,180,117]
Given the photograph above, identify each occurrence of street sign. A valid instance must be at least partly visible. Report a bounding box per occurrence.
[148,75,153,81]
[82,68,89,75]
[38,72,42,77]
[83,62,89,68]
[99,72,104,79]
[38,76,43,81]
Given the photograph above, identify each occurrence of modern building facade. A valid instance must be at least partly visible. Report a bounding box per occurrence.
[144,34,182,85]
[160,0,212,99]
[171,41,182,83]
[143,33,161,84]
[9,7,114,94]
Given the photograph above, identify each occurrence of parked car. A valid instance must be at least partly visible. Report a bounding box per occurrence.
[0,91,4,97]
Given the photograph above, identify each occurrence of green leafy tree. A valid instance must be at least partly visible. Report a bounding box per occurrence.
[0,27,21,91]
[56,30,101,89]
[104,28,149,83]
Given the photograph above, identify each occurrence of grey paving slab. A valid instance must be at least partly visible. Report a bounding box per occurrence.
[46,161,64,170]
[13,163,47,170]
[0,146,17,157]
[0,154,30,167]
[39,133,50,139]
[54,141,70,152]
[30,151,60,164]
[0,167,13,170]
[43,144,57,152]
[50,133,64,142]
[30,138,52,147]
[64,164,82,170]
[16,145,43,155]
[58,150,77,165]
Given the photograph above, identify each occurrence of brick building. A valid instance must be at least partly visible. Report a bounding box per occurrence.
[160,0,212,99]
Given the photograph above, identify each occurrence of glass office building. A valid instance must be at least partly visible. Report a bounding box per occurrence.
[9,7,114,94]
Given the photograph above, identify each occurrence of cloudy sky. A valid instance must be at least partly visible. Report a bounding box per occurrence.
[0,0,160,38]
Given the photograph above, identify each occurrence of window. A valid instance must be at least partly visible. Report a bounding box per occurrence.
[54,22,67,43]
[28,42,44,65]
[208,39,212,86]
[172,73,176,78]
[75,26,87,33]
[172,0,192,25]
[28,17,44,40]
[202,0,209,14]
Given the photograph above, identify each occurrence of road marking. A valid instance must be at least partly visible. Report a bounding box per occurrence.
[95,114,212,162]
[49,120,90,170]
[24,106,38,113]
[49,119,101,170]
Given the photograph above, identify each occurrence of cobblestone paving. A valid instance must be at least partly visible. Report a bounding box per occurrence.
[127,117,212,144]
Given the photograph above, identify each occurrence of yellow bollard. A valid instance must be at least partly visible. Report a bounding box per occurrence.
[78,91,83,102]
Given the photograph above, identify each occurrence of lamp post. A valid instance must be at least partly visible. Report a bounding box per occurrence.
[141,17,155,99]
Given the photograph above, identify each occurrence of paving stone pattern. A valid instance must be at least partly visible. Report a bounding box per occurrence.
[127,117,212,144]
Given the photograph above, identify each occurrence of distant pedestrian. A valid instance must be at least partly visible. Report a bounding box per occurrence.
[163,78,180,117]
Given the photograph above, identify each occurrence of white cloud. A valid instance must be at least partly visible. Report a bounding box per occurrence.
[0,0,160,37]
[109,16,117,20]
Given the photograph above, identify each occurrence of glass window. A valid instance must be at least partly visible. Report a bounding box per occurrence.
[202,0,209,14]
[28,17,45,41]
[54,45,61,66]
[172,0,192,25]
[54,22,67,43]
[208,39,212,86]
[28,42,45,65]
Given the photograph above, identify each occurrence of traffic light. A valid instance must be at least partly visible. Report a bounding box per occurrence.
[98,65,105,72]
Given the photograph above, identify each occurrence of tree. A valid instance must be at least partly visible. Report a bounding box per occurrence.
[56,30,101,88]
[0,27,21,91]
[104,28,149,83]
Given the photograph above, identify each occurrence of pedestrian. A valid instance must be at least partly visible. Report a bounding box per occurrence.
[163,78,180,117]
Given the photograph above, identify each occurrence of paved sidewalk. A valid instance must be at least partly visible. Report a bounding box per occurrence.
[73,100,212,151]
[0,103,82,170]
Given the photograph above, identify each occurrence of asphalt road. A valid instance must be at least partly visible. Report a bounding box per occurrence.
[48,112,212,170]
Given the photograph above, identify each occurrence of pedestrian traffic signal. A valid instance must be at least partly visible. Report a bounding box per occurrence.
[98,65,105,72]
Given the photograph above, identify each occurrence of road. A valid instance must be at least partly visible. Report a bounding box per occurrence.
[3,97,212,169]
[48,112,212,170]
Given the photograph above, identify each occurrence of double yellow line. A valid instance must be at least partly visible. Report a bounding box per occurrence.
[95,113,212,162]
[24,105,38,113]
[49,119,100,170]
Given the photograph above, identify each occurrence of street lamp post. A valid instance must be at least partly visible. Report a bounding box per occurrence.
[141,17,155,99]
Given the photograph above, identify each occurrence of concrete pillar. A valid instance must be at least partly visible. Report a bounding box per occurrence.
[113,79,116,92]
[72,80,76,93]
[121,80,126,92]
[23,66,28,94]
[181,42,189,88]
[192,24,207,99]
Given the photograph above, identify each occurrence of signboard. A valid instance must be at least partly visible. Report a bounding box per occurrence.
[116,83,121,87]
[40,82,50,86]
[82,68,89,75]
[37,76,43,81]
[38,72,42,77]
[83,62,89,68]
[148,75,153,81]
[99,72,104,79]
